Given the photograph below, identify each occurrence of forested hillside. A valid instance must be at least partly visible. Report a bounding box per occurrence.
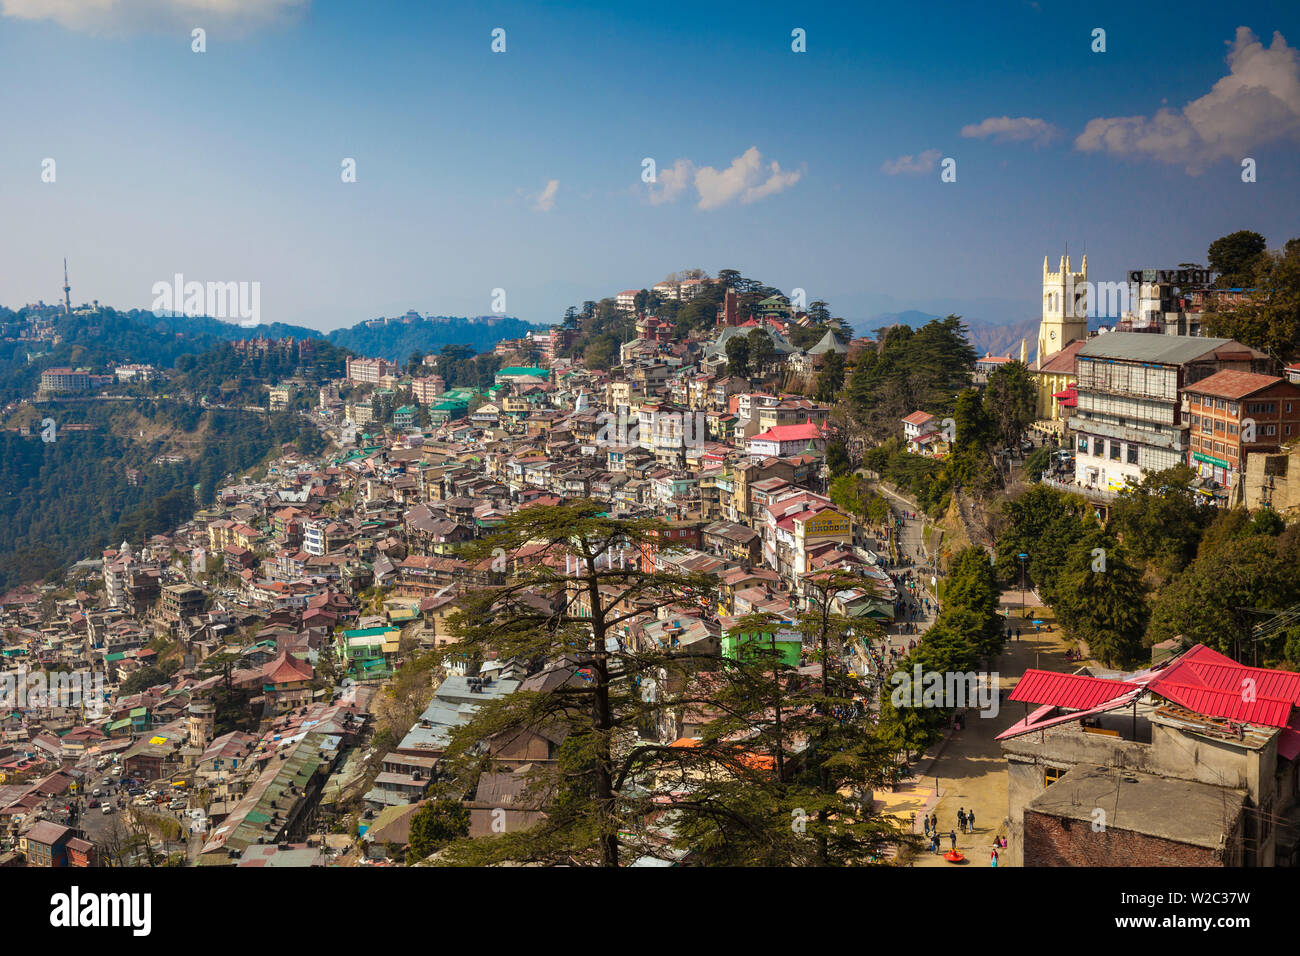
[326,314,541,361]
[0,401,321,590]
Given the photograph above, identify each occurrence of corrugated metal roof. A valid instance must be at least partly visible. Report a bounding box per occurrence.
[1151,682,1293,728]
[1078,332,1249,365]
[997,689,1145,741]
[1184,369,1287,400]
[1008,670,1139,710]
[1152,656,1300,706]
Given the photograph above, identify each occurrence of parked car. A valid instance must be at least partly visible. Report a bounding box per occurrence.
[101,804,114,814]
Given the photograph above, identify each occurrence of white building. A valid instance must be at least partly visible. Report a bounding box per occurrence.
[747,422,825,460]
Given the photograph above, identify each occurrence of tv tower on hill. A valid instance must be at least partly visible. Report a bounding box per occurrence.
[62,258,72,315]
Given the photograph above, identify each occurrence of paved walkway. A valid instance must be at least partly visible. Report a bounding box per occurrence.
[906,587,1076,868]
[860,486,1078,867]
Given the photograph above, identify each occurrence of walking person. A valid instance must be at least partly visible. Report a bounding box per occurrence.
[957,808,966,833]
[990,848,999,868]
[949,829,957,852]
[967,809,975,834]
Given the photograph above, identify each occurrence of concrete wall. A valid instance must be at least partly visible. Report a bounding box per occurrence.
[1003,718,1277,866]
[1243,443,1300,513]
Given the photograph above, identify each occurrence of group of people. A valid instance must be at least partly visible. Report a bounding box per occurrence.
[921,808,1008,866]
[921,814,957,854]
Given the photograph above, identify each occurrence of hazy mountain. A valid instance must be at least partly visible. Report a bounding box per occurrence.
[850,310,1039,359]
[327,314,543,362]
[152,311,544,363]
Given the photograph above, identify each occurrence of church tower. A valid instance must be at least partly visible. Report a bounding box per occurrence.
[1037,254,1088,364]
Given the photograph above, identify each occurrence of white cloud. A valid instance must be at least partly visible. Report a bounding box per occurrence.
[646,158,694,205]
[0,0,309,34]
[881,149,941,175]
[960,115,1061,145]
[531,179,559,212]
[1075,27,1300,174]
[643,147,802,210]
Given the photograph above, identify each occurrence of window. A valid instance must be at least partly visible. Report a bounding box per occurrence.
[1215,441,1225,454]
[1077,436,1089,454]
[1214,420,1225,433]
[1228,423,1238,436]
[1215,398,1226,410]
[1228,402,1239,415]
[1109,442,1121,461]
[1045,767,1064,787]
[1265,424,1277,436]
[1127,444,1139,464]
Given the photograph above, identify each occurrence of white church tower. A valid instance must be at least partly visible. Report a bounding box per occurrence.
[1037,254,1088,364]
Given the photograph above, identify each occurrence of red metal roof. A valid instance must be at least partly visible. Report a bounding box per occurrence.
[1008,670,1139,710]
[751,422,822,443]
[1183,369,1288,401]
[1000,645,1300,740]
[997,687,1144,740]
[1152,658,1300,706]
[1150,682,1293,728]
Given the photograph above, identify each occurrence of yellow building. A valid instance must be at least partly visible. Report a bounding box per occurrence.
[1026,254,1090,429]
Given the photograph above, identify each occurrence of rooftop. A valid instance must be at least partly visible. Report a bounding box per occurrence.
[1077,332,1261,366]
[1027,765,1245,850]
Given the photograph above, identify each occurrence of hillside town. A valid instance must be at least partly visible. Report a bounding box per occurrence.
[3,246,1300,871]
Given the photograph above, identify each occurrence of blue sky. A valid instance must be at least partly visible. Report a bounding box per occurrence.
[2,0,1299,331]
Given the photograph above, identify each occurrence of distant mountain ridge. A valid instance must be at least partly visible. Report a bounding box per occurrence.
[149,311,545,362]
[852,310,1039,359]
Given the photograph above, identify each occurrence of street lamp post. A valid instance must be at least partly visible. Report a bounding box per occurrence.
[1018,553,1028,620]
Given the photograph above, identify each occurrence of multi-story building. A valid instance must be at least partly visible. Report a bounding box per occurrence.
[268,384,294,410]
[39,367,91,392]
[1071,333,1270,492]
[411,375,445,403]
[113,364,157,382]
[1183,371,1300,493]
[160,583,206,624]
[747,422,825,460]
[346,401,373,425]
[678,277,708,300]
[616,289,640,313]
[345,356,398,385]
[393,405,417,429]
